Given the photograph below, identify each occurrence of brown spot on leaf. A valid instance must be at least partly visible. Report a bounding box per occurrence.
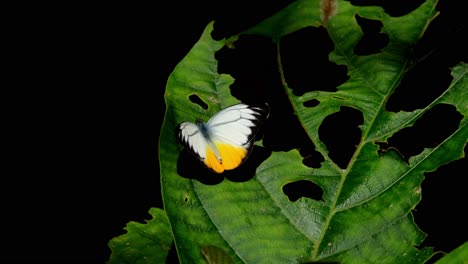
[321,0,338,26]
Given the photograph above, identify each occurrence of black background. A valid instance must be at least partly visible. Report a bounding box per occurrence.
[4,1,466,263]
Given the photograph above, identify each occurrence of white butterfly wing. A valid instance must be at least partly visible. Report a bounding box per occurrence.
[207,104,268,146]
[177,121,207,160]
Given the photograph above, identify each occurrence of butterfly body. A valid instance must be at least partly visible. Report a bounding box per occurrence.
[177,103,269,173]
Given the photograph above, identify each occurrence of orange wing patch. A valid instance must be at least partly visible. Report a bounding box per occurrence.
[216,142,248,170]
[204,147,224,173]
[204,142,248,173]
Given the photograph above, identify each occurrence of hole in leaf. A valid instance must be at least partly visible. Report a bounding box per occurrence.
[413,148,467,254]
[262,111,303,151]
[427,1,468,65]
[346,0,425,17]
[303,99,320,108]
[386,57,453,112]
[216,35,278,104]
[279,26,348,96]
[283,180,324,202]
[262,101,317,154]
[188,94,208,110]
[262,98,324,166]
[300,142,325,168]
[412,11,467,70]
[382,104,462,162]
[354,15,389,55]
[319,106,364,169]
[386,1,466,113]
[167,242,180,264]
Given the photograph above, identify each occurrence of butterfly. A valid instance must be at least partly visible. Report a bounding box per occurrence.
[177,103,269,174]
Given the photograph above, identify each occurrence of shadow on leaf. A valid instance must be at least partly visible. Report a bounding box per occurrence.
[177,146,271,185]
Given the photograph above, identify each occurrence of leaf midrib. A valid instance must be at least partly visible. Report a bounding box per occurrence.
[336,120,467,213]
[306,0,443,254]
[306,24,412,259]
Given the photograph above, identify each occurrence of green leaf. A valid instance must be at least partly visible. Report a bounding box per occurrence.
[435,242,468,264]
[119,0,467,263]
[108,208,173,264]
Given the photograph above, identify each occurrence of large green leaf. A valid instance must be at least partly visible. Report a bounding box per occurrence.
[110,0,467,263]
